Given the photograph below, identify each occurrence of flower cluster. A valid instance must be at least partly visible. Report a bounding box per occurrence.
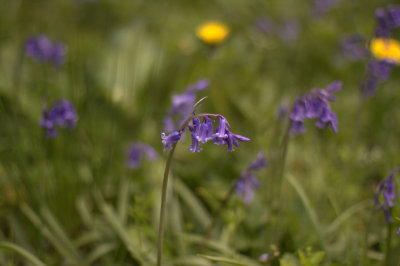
[161,114,250,152]
[374,6,400,38]
[289,81,341,136]
[39,100,78,138]
[236,152,268,203]
[374,168,400,223]
[127,143,158,169]
[164,79,209,132]
[25,35,67,66]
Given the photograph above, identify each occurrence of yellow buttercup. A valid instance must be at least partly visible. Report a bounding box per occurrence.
[370,37,400,64]
[196,21,229,45]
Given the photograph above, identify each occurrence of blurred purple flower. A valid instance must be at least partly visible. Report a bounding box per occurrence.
[277,19,301,41]
[312,0,339,17]
[340,34,369,61]
[374,167,400,223]
[397,226,400,234]
[248,151,268,170]
[164,79,209,131]
[255,17,300,42]
[361,60,395,98]
[375,6,400,38]
[259,253,269,262]
[25,35,67,66]
[236,152,267,203]
[127,142,158,169]
[276,103,288,121]
[289,81,341,136]
[255,18,275,35]
[39,100,78,138]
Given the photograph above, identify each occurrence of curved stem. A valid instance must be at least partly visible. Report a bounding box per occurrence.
[157,145,177,266]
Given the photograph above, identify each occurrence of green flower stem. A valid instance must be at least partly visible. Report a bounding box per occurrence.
[384,217,393,266]
[157,144,176,266]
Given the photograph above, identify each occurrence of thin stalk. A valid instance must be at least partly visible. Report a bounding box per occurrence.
[157,144,177,266]
[384,218,393,266]
[360,208,374,266]
[271,119,291,243]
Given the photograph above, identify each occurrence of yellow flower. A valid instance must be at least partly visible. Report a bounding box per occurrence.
[370,37,400,64]
[196,21,229,45]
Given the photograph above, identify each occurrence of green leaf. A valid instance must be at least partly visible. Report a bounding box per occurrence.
[0,241,46,266]
[198,254,261,266]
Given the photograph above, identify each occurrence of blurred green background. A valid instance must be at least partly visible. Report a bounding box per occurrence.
[1,0,400,265]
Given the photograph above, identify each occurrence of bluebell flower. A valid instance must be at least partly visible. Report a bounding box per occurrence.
[127,142,158,169]
[361,60,395,98]
[397,226,400,235]
[236,152,267,203]
[25,35,66,66]
[374,168,400,223]
[161,114,249,153]
[340,34,369,61]
[289,81,341,136]
[375,6,400,38]
[39,100,78,138]
[276,104,288,121]
[161,131,182,151]
[164,79,209,132]
[312,0,339,17]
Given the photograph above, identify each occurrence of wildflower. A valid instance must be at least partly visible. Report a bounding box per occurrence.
[196,21,229,45]
[259,253,269,262]
[289,81,341,136]
[255,18,275,35]
[39,100,78,138]
[375,6,400,38]
[277,19,301,41]
[25,35,66,66]
[236,152,267,203]
[361,59,395,97]
[161,114,249,152]
[370,38,400,64]
[127,142,158,169]
[340,34,369,61]
[164,79,209,132]
[312,0,339,17]
[397,226,400,234]
[161,131,182,151]
[374,168,400,223]
[276,103,288,121]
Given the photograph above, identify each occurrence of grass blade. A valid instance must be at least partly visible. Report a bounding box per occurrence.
[0,241,46,266]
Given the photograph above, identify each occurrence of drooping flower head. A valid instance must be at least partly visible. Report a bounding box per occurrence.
[127,142,158,169]
[375,6,400,38]
[196,21,229,45]
[236,152,268,203]
[39,100,78,138]
[289,81,341,136]
[374,168,400,223]
[361,59,395,98]
[161,114,250,153]
[164,79,209,132]
[276,103,288,122]
[25,35,67,66]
